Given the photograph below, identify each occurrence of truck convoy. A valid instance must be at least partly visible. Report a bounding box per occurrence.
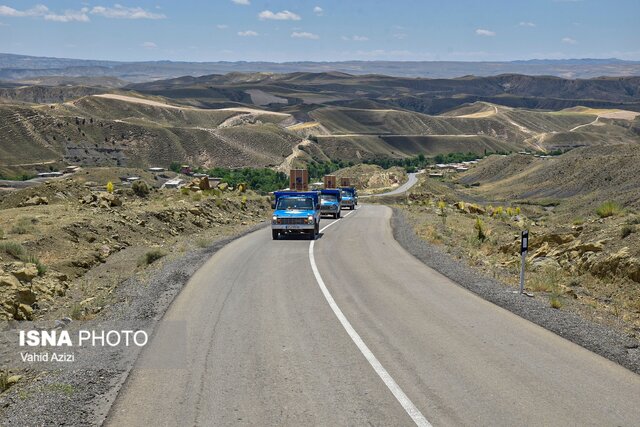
[271,191,321,240]
[271,171,356,240]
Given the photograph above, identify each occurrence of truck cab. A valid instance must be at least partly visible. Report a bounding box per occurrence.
[339,187,357,210]
[319,189,342,219]
[271,191,321,240]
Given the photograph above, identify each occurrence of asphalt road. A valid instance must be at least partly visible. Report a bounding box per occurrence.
[107,205,640,426]
[361,172,420,198]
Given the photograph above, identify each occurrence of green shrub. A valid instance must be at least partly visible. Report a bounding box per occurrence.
[10,217,35,235]
[627,216,640,225]
[474,217,487,242]
[0,242,46,274]
[138,249,167,266]
[549,294,563,309]
[0,241,26,258]
[596,201,622,218]
[180,187,190,196]
[621,225,636,239]
[0,370,7,392]
[70,303,84,320]
[0,228,4,239]
[132,180,150,197]
[192,193,202,202]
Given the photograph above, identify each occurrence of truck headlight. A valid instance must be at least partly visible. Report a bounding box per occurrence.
[307,215,314,224]
[272,216,277,223]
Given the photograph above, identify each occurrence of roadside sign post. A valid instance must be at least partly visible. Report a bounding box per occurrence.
[519,230,529,294]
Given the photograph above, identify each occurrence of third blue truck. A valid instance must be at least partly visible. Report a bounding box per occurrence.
[339,187,357,210]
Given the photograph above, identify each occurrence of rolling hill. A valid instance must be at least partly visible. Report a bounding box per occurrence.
[1,71,639,177]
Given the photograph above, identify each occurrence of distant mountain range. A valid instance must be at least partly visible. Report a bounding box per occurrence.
[1,53,640,82]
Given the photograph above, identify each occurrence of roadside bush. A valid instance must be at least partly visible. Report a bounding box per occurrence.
[627,216,640,225]
[10,217,35,235]
[0,370,8,392]
[596,201,622,218]
[138,249,166,266]
[437,200,447,225]
[180,187,190,196]
[70,303,84,320]
[549,292,563,309]
[132,180,150,197]
[621,224,636,239]
[0,241,26,258]
[474,217,487,242]
[0,242,46,274]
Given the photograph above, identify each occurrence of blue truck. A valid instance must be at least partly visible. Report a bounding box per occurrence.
[271,191,321,240]
[339,187,357,210]
[319,189,342,219]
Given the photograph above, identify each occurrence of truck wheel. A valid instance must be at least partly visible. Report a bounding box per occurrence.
[350,205,354,210]
[337,211,341,218]
[308,230,316,240]
[272,230,279,240]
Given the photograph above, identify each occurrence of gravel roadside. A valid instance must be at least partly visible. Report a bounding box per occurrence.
[0,221,269,427]
[391,208,640,375]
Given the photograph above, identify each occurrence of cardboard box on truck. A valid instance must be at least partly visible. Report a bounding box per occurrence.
[323,175,337,189]
[289,169,309,191]
[340,177,351,187]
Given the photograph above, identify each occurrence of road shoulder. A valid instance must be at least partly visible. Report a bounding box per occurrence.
[390,207,640,375]
[0,222,269,426]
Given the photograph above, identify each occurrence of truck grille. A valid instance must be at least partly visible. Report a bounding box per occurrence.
[280,217,306,225]
[320,205,335,211]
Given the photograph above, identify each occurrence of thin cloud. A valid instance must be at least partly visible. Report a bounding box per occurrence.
[313,6,323,16]
[519,22,536,27]
[0,4,48,17]
[90,5,166,20]
[291,31,319,39]
[393,33,407,39]
[216,24,228,29]
[232,0,250,4]
[475,28,496,36]
[0,4,164,21]
[237,30,258,36]
[44,8,90,23]
[342,35,369,41]
[562,37,577,44]
[141,41,157,49]
[259,10,301,21]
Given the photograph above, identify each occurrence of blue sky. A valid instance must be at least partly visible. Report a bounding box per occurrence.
[0,0,638,62]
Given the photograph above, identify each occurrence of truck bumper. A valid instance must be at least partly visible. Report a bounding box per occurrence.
[272,224,315,231]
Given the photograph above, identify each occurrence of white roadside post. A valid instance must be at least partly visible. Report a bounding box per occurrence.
[519,230,529,294]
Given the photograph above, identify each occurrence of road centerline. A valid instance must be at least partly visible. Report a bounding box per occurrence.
[310,207,432,427]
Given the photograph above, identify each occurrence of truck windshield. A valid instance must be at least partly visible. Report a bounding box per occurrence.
[320,195,337,202]
[277,197,313,210]
[340,191,352,198]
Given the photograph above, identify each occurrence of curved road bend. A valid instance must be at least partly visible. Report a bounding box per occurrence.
[107,205,640,426]
[360,171,420,199]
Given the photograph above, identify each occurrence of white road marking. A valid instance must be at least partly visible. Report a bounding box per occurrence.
[309,208,432,427]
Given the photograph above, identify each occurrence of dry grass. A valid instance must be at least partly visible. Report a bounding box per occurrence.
[596,201,623,218]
